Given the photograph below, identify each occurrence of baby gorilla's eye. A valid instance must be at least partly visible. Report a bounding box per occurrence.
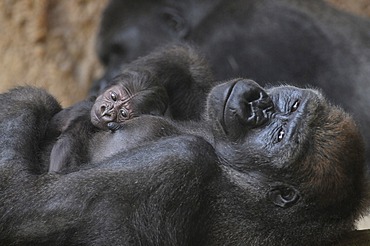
[291,100,300,112]
[277,128,285,142]
[120,108,129,119]
[110,92,117,101]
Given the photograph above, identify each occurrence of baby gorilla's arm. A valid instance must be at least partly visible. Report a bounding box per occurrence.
[48,100,96,173]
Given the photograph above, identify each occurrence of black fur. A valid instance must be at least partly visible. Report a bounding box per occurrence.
[0,77,368,245]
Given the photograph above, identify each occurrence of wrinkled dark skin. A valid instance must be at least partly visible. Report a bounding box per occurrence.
[93,0,370,167]
[91,84,139,130]
[91,82,168,131]
[0,78,368,245]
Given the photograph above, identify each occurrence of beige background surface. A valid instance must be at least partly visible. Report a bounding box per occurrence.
[0,0,369,228]
[0,0,107,107]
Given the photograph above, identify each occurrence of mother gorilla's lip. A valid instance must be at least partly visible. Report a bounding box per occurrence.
[222,80,239,134]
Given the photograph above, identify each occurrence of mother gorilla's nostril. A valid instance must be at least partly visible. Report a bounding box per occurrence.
[206,78,275,140]
[227,79,274,129]
[246,91,274,127]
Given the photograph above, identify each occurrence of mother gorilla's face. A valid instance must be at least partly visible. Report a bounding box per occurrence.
[206,79,365,210]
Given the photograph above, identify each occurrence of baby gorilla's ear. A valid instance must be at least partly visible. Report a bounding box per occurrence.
[268,185,300,208]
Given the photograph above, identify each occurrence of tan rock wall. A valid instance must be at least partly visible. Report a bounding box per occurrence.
[0,0,107,107]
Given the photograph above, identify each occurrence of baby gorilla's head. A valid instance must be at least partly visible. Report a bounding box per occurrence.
[91,72,168,131]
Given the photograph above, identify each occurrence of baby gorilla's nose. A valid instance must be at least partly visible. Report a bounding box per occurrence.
[100,105,115,117]
[100,105,109,116]
[100,104,117,125]
[228,79,274,129]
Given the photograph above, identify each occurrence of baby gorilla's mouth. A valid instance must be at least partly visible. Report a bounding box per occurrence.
[222,79,274,138]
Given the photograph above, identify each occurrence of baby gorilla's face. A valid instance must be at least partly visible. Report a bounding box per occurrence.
[91,85,134,130]
[91,77,169,131]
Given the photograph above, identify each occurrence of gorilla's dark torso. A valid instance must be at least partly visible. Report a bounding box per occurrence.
[0,78,367,245]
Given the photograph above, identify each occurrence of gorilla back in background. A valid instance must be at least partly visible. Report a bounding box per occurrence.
[93,0,370,166]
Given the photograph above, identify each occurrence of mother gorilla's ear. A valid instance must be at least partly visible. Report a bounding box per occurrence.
[268,185,300,208]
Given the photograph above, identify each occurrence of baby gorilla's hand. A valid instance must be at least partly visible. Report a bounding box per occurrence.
[107,122,124,132]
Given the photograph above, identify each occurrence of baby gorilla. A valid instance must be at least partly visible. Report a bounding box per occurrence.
[47,73,168,173]
[47,44,212,173]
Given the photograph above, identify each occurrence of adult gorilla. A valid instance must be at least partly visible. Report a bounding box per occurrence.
[92,0,370,166]
[0,79,368,245]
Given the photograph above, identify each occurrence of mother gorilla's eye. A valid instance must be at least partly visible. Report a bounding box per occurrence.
[291,100,300,112]
[277,128,285,142]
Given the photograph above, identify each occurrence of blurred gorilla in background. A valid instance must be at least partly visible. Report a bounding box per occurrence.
[92,0,370,167]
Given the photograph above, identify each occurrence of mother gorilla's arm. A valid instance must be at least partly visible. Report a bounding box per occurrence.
[0,87,217,245]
